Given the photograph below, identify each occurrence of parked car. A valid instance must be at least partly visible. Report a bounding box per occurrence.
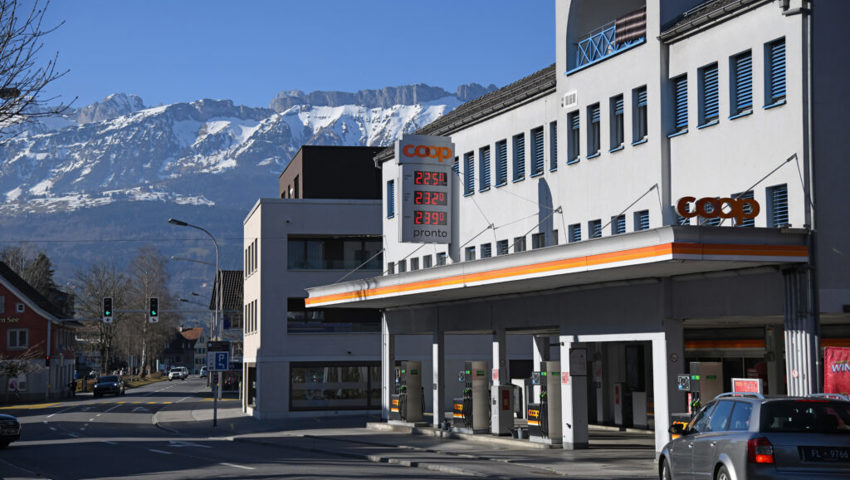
[0,414,21,448]
[659,392,850,480]
[168,366,189,381]
[92,375,125,398]
[199,366,208,377]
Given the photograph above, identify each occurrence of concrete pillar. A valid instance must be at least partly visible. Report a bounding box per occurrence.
[652,320,685,455]
[784,267,819,396]
[381,313,395,421]
[560,335,589,449]
[492,328,507,386]
[432,330,445,428]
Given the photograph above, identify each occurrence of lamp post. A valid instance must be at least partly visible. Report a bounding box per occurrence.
[168,218,223,426]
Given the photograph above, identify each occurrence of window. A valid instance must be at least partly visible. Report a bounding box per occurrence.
[701,200,722,226]
[531,127,544,176]
[634,210,649,231]
[633,86,647,143]
[589,219,602,238]
[293,175,300,198]
[512,133,525,181]
[15,303,24,313]
[767,184,789,227]
[610,95,624,150]
[531,232,546,249]
[587,103,600,157]
[422,255,432,269]
[0,295,4,313]
[496,240,509,256]
[463,151,474,196]
[386,180,395,218]
[290,362,380,411]
[436,252,447,266]
[731,51,753,116]
[699,63,719,125]
[706,400,735,432]
[672,75,688,133]
[288,236,382,270]
[495,140,508,186]
[452,156,459,175]
[387,261,395,275]
[568,223,582,243]
[551,229,559,246]
[567,111,580,164]
[479,146,491,192]
[766,38,786,105]
[410,257,419,271]
[465,246,476,261]
[287,298,380,334]
[480,243,492,258]
[513,236,526,252]
[7,329,27,349]
[398,259,406,273]
[734,191,755,227]
[728,402,753,431]
[611,215,626,235]
[549,121,558,171]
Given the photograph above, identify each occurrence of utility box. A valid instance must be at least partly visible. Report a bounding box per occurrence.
[491,384,514,435]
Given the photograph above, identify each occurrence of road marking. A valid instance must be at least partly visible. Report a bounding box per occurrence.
[102,440,117,445]
[147,401,157,404]
[67,433,78,438]
[49,427,56,431]
[96,413,102,417]
[148,449,173,455]
[168,440,211,449]
[89,418,95,422]
[220,463,255,470]
[131,406,149,412]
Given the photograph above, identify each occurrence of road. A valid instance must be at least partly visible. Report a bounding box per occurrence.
[0,378,473,480]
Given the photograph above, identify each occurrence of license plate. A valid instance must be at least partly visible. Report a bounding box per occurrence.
[1,428,17,435]
[801,446,850,462]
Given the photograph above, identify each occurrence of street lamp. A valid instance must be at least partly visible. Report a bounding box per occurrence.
[168,217,223,426]
[170,255,216,267]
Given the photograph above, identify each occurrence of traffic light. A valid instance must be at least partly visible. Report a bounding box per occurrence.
[148,297,159,323]
[102,297,113,323]
[45,355,50,367]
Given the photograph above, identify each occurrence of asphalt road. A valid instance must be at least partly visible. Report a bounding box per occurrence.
[0,378,471,480]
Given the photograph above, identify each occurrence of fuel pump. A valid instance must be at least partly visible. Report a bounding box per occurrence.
[389,360,422,423]
[527,360,562,445]
[452,360,489,433]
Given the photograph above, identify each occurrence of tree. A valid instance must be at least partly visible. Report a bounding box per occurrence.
[1,246,73,317]
[0,0,72,134]
[71,261,129,374]
[0,343,44,402]
[126,246,177,376]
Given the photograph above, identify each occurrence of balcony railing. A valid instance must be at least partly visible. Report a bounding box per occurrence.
[574,7,646,70]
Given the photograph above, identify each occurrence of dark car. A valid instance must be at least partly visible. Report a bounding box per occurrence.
[0,413,21,448]
[92,375,125,397]
[659,392,850,480]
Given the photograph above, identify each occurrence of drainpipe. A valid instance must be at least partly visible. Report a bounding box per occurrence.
[46,320,52,401]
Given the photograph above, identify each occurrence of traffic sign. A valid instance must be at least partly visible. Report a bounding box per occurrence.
[207,351,229,372]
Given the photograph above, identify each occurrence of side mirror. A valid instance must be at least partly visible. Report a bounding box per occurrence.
[669,423,685,435]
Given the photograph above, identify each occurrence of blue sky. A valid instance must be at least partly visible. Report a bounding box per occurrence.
[39,1,555,109]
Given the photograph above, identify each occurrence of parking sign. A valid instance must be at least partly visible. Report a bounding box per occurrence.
[207,351,230,372]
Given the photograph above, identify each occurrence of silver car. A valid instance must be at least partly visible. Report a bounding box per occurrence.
[659,392,850,480]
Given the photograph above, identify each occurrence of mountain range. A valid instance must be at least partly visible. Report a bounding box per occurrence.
[0,83,497,306]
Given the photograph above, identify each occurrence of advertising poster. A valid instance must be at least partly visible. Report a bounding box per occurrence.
[824,347,850,395]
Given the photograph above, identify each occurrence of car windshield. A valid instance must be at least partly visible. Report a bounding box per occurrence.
[762,400,850,434]
[98,376,119,383]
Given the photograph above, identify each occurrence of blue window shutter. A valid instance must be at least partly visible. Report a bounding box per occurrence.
[386,180,395,218]
[735,191,755,227]
[464,152,474,195]
[703,65,719,121]
[479,146,491,191]
[769,184,788,227]
[589,219,602,238]
[637,87,647,107]
[568,224,581,243]
[769,40,786,102]
[532,127,544,175]
[674,76,688,130]
[496,140,507,185]
[568,112,580,163]
[513,134,525,181]
[614,97,624,115]
[589,104,600,154]
[549,121,558,171]
[635,210,649,231]
[612,215,625,235]
[734,52,753,113]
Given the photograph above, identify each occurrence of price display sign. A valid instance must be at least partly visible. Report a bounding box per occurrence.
[396,134,454,243]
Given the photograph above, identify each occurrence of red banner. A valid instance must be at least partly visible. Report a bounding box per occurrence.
[824,347,850,395]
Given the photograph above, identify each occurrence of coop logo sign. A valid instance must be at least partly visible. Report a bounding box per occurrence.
[676,196,760,224]
[402,144,453,162]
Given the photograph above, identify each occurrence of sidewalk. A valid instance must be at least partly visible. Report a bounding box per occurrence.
[153,402,659,479]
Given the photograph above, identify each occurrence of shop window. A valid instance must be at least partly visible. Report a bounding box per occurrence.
[290,362,380,411]
[287,298,380,334]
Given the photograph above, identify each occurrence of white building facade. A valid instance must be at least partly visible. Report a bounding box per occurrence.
[307,0,850,453]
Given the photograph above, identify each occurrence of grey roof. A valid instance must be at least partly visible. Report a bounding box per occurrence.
[210,270,243,312]
[376,63,556,163]
[660,0,770,41]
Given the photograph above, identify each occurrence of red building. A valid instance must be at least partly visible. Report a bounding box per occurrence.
[0,261,78,402]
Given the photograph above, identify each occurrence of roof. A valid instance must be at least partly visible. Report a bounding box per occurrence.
[375,64,557,163]
[0,261,64,319]
[660,0,770,42]
[180,327,204,341]
[210,270,243,311]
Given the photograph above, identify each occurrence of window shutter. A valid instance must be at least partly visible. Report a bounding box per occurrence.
[479,146,491,191]
[549,121,558,171]
[386,180,395,218]
[674,76,688,130]
[464,152,474,195]
[568,224,581,243]
[496,140,507,185]
[770,40,786,101]
[637,87,647,107]
[703,65,719,121]
[532,127,544,175]
[612,215,625,235]
[734,52,753,112]
[513,134,525,180]
[636,210,649,231]
[769,184,789,227]
[590,104,600,123]
[735,191,755,227]
[614,97,624,115]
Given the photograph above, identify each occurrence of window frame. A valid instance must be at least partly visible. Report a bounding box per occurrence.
[512,133,526,182]
[610,94,624,151]
[8,328,28,349]
[587,103,601,158]
[567,111,580,164]
[549,121,558,171]
[568,223,582,243]
[632,86,648,144]
[386,179,395,218]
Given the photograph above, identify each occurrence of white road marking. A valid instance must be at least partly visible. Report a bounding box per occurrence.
[67,433,78,438]
[220,463,255,470]
[96,413,103,417]
[148,449,173,455]
[49,427,57,431]
[168,440,211,449]
[102,441,117,445]
[88,418,95,421]
[131,406,149,412]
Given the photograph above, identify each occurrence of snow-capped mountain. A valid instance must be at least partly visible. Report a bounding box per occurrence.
[0,84,496,295]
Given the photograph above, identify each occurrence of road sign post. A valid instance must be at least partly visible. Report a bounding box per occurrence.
[206,341,230,427]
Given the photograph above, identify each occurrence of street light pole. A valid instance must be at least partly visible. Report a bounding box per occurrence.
[168,218,223,427]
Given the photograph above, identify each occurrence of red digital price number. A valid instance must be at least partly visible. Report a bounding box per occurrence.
[413,211,447,225]
[414,170,447,186]
[414,190,447,206]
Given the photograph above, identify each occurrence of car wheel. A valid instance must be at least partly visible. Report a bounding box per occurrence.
[660,458,673,480]
[715,465,731,480]
[169,378,172,381]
